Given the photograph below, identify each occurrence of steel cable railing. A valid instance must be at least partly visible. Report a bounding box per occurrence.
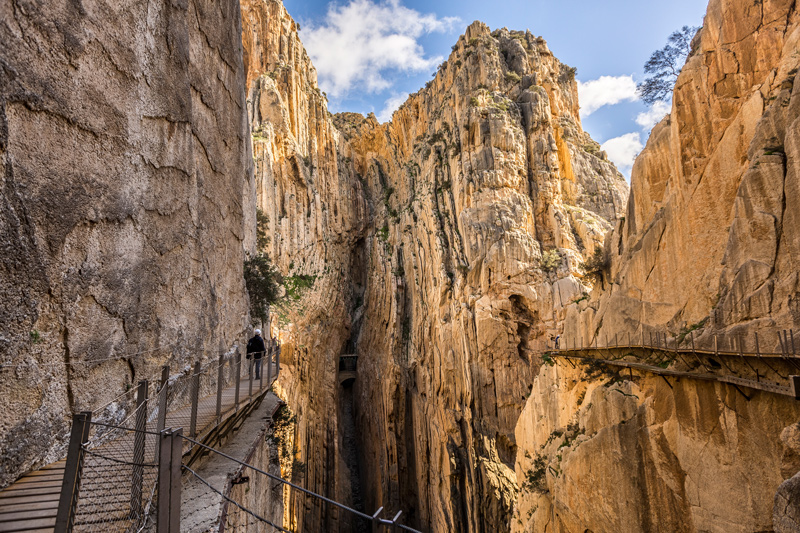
[54,344,281,533]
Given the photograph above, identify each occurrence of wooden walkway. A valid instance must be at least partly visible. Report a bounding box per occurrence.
[551,345,800,400]
[0,360,277,533]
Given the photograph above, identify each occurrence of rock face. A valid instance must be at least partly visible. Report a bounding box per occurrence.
[512,361,800,532]
[346,23,627,531]
[241,2,627,530]
[0,0,254,486]
[564,0,800,349]
[540,0,800,530]
[240,0,368,529]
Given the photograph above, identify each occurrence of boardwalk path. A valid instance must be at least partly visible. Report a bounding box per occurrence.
[0,357,277,533]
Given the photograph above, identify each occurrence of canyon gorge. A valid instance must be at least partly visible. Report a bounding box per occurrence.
[1,0,799,531]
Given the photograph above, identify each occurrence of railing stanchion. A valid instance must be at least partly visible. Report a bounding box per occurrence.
[157,428,182,533]
[216,354,224,424]
[189,362,201,438]
[155,366,169,462]
[267,347,273,387]
[131,380,148,518]
[235,350,241,412]
[248,357,254,398]
[391,510,403,532]
[259,352,264,390]
[791,329,796,356]
[55,411,92,533]
[371,507,384,533]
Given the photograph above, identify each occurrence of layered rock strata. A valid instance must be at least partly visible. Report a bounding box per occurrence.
[0,0,254,486]
[240,0,368,529]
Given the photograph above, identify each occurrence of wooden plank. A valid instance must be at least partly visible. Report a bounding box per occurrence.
[0,486,61,499]
[2,479,62,491]
[9,475,64,486]
[0,493,61,507]
[0,516,56,532]
[0,507,56,523]
[0,500,58,515]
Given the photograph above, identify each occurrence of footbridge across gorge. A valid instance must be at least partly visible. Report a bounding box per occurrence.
[549,329,800,401]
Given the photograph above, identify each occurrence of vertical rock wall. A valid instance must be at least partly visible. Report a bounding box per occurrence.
[537,0,800,530]
[341,24,627,531]
[240,0,368,529]
[0,0,254,486]
[565,0,800,347]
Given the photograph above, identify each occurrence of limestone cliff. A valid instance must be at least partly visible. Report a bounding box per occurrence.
[240,0,368,529]
[345,23,627,531]
[0,0,254,486]
[242,2,627,529]
[565,0,800,350]
[518,0,800,530]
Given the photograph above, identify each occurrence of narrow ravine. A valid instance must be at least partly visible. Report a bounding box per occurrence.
[340,383,368,532]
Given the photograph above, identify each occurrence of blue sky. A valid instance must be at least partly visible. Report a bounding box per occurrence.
[284,0,708,176]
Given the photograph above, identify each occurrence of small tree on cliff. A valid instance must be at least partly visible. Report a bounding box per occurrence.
[244,253,281,325]
[637,25,699,104]
[245,207,281,324]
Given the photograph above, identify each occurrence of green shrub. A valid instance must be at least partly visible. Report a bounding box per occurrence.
[504,71,521,84]
[540,249,561,272]
[523,455,548,492]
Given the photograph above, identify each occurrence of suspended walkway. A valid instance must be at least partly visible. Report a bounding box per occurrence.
[549,329,800,400]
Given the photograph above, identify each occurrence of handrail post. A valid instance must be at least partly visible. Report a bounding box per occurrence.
[248,357,254,398]
[131,380,148,518]
[234,350,241,412]
[189,362,201,438]
[155,366,169,462]
[371,507,384,533]
[391,510,403,532]
[791,330,796,356]
[157,428,183,533]
[259,352,264,390]
[216,354,224,424]
[266,346,273,387]
[55,411,92,533]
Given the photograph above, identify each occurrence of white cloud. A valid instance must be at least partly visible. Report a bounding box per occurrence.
[377,92,409,122]
[577,75,638,117]
[301,0,459,97]
[601,132,643,176]
[635,101,671,131]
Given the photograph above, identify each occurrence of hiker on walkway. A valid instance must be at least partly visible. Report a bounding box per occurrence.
[247,329,266,379]
[555,335,561,349]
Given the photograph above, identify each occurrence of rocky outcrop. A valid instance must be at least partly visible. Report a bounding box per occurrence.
[343,23,627,531]
[0,0,254,486]
[541,0,800,530]
[512,362,799,532]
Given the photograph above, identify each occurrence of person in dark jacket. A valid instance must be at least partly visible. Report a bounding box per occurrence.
[246,329,266,379]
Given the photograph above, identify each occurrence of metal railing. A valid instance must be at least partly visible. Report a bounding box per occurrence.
[181,435,421,532]
[55,345,280,532]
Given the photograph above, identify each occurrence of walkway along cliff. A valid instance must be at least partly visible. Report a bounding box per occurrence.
[0,0,798,531]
